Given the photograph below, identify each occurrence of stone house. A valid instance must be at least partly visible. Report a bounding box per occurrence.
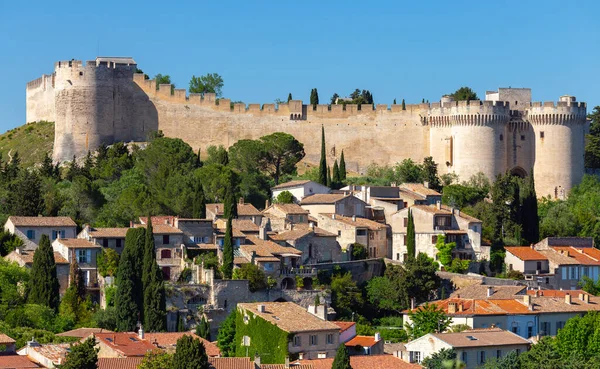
[398,183,442,206]
[237,302,341,360]
[271,180,330,203]
[52,238,102,297]
[505,247,550,275]
[316,214,389,259]
[5,248,70,294]
[206,200,263,226]
[135,223,185,281]
[344,185,405,224]
[215,218,260,237]
[78,226,128,253]
[4,216,77,248]
[17,340,71,368]
[263,203,310,232]
[390,203,485,263]
[345,334,384,356]
[270,224,341,264]
[300,193,367,218]
[403,328,530,368]
[94,332,156,358]
[333,322,357,344]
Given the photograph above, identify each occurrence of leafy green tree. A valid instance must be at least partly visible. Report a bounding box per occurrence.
[479,350,520,369]
[221,217,234,279]
[555,311,600,358]
[154,74,172,91]
[96,248,120,277]
[138,352,174,369]
[585,106,600,168]
[318,126,328,186]
[435,235,455,268]
[331,93,339,104]
[405,303,452,339]
[332,159,341,190]
[449,87,478,101]
[287,93,292,102]
[310,88,319,107]
[351,243,367,260]
[232,263,267,291]
[330,272,363,320]
[406,209,416,259]
[217,309,237,356]
[29,235,59,311]
[258,132,305,185]
[172,335,209,369]
[196,316,211,341]
[421,348,459,369]
[422,157,441,191]
[59,336,98,369]
[519,336,562,369]
[402,98,406,110]
[10,170,43,216]
[331,344,352,369]
[339,150,347,180]
[205,145,229,166]
[580,276,600,295]
[189,73,224,97]
[395,158,423,183]
[275,191,294,204]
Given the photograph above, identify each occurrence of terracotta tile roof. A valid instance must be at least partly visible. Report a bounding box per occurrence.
[98,357,143,369]
[0,355,39,368]
[581,247,600,260]
[232,219,260,233]
[261,365,313,369]
[234,256,251,265]
[56,328,113,338]
[95,332,157,357]
[537,249,579,265]
[398,189,425,201]
[207,203,262,217]
[441,205,482,223]
[7,216,76,227]
[143,332,220,356]
[345,335,379,347]
[400,183,441,197]
[237,302,340,333]
[55,238,100,248]
[410,205,452,216]
[450,285,527,300]
[0,334,15,344]
[323,215,387,230]
[300,193,349,205]
[194,243,218,250]
[551,246,600,265]
[209,357,256,369]
[139,216,176,225]
[304,355,420,369]
[6,250,69,265]
[432,328,530,348]
[88,228,129,238]
[267,204,309,215]
[505,247,548,261]
[269,225,335,241]
[215,227,247,238]
[28,343,71,364]
[526,289,586,298]
[271,179,311,190]
[333,321,355,333]
[243,236,302,258]
[135,223,183,234]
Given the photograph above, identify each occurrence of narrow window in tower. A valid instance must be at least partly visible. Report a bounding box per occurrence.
[499,134,504,141]
[540,131,545,139]
[521,135,525,141]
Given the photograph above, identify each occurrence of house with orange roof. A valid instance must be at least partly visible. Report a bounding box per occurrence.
[505,246,550,275]
[94,332,157,358]
[332,322,356,343]
[78,225,128,252]
[17,339,71,368]
[271,180,330,204]
[390,202,486,263]
[298,354,420,369]
[344,334,384,356]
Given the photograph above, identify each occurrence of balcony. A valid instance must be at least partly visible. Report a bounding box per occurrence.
[280,267,317,277]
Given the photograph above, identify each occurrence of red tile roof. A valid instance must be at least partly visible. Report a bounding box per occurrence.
[7,216,76,227]
[143,332,220,356]
[0,355,39,368]
[0,334,15,344]
[505,247,548,261]
[95,333,157,357]
[304,355,420,369]
[332,321,356,333]
[551,246,600,265]
[526,289,586,298]
[345,335,378,348]
[88,228,129,238]
[55,238,100,249]
[209,357,256,369]
[97,357,143,369]
[56,328,113,338]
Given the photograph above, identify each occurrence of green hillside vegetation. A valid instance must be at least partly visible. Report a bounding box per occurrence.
[0,121,54,167]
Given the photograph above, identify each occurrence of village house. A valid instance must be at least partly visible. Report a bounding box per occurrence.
[78,226,128,252]
[237,302,341,360]
[345,185,405,224]
[263,203,310,232]
[398,183,442,206]
[300,193,367,218]
[271,180,330,203]
[390,202,486,263]
[5,248,70,293]
[316,214,389,259]
[333,322,357,344]
[135,222,185,281]
[298,354,420,369]
[403,328,530,368]
[215,218,260,237]
[52,238,102,297]
[17,340,71,368]
[206,200,263,226]
[269,224,341,264]
[344,334,384,356]
[4,216,77,249]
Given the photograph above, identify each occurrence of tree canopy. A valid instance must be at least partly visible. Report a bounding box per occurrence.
[29,235,59,311]
[449,86,478,101]
[189,73,224,97]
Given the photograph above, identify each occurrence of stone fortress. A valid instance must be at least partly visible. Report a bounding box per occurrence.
[26,57,588,198]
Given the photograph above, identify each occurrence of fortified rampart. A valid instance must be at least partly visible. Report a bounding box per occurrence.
[25,57,589,198]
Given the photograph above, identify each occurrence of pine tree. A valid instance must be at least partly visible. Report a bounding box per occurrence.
[522,169,540,245]
[196,316,211,341]
[115,228,145,332]
[60,336,98,369]
[318,126,328,186]
[41,152,55,178]
[332,344,352,369]
[287,93,292,102]
[422,98,425,103]
[339,150,347,180]
[192,181,206,219]
[402,98,406,110]
[327,166,332,188]
[221,216,234,279]
[29,234,59,311]
[5,151,20,181]
[406,209,416,260]
[332,159,341,190]
[172,335,209,369]
[144,261,167,332]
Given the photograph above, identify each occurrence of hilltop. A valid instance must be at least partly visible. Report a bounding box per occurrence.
[0,121,54,167]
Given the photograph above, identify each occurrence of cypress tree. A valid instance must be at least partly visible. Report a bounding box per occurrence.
[172,335,209,369]
[60,260,85,321]
[318,126,328,186]
[144,261,167,332]
[406,209,416,260]
[402,98,406,110]
[340,150,347,180]
[192,181,206,219]
[142,216,155,289]
[287,93,292,102]
[221,216,234,279]
[197,148,203,167]
[310,88,319,107]
[29,234,60,311]
[332,344,352,369]
[177,311,185,332]
[333,159,341,190]
[223,182,237,219]
[422,98,425,103]
[522,169,540,245]
[115,228,145,332]
[327,166,332,188]
[196,316,211,341]
[393,98,397,105]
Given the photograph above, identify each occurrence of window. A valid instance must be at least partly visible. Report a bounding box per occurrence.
[369,232,374,240]
[479,351,486,364]
[162,235,170,244]
[293,336,301,347]
[310,335,318,346]
[263,263,273,271]
[521,135,525,141]
[432,235,438,244]
[462,352,468,364]
[527,326,533,338]
[410,351,421,363]
[403,217,408,227]
[299,216,304,223]
[356,229,367,236]
[235,238,241,247]
[396,253,400,260]
[326,334,334,344]
[570,267,577,280]
[103,239,109,248]
[499,134,503,141]
[540,131,545,139]
[435,216,451,228]
[541,322,550,336]
[516,349,521,355]
[26,230,35,240]
[512,326,519,335]
[337,231,341,236]
[161,249,172,259]
[557,321,565,331]
[497,350,502,359]
[116,239,122,248]
[537,261,542,271]
[51,230,65,240]
[318,353,327,359]
[77,249,91,264]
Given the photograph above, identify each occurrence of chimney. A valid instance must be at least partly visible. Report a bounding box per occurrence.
[254,355,261,365]
[15,248,20,255]
[215,205,219,213]
[448,302,457,314]
[390,182,397,187]
[458,303,463,312]
[265,199,270,209]
[523,295,531,307]
[257,304,265,313]
[331,214,336,220]
[584,294,590,304]
[579,293,584,301]
[129,221,134,228]
[565,293,572,305]
[352,215,356,222]
[259,225,267,241]
[423,181,429,189]
[410,297,415,310]
[285,357,290,369]
[374,332,381,342]
[487,286,493,298]
[530,244,534,249]
[309,222,315,229]
[138,324,144,340]
[239,197,244,205]
[436,201,441,210]
[534,290,539,297]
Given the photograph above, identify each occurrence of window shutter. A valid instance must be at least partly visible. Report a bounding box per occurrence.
[86,249,91,263]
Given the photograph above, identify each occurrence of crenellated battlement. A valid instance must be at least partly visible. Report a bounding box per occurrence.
[427,100,510,127]
[525,100,587,125]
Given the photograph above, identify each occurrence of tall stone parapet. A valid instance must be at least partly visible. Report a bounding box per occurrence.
[525,97,588,198]
[427,100,511,183]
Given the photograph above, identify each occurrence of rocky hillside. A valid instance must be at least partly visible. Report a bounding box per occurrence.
[0,121,54,167]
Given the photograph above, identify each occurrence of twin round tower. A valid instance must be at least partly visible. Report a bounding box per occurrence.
[26,57,589,198]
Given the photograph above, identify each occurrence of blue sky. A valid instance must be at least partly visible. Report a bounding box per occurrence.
[0,0,598,132]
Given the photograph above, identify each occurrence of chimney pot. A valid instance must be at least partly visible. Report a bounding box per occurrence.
[352,215,356,222]
[584,294,590,303]
[285,357,290,368]
[331,214,336,220]
[524,295,531,306]
[410,297,415,310]
[487,286,493,297]
[375,332,381,341]
[436,201,441,210]
[565,293,572,305]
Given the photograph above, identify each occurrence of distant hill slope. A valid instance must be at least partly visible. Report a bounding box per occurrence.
[0,121,54,167]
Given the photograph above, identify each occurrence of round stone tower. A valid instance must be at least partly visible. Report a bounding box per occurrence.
[428,100,511,182]
[52,59,137,162]
[525,97,587,198]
